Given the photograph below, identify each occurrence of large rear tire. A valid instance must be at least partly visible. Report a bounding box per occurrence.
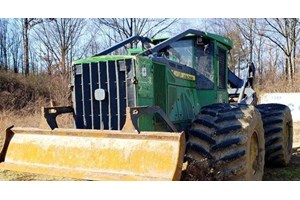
[183,103,265,181]
[256,103,293,167]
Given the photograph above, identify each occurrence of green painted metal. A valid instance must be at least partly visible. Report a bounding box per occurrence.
[73,31,233,132]
[136,57,220,132]
[135,34,231,131]
[205,32,233,49]
[127,48,143,55]
[136,57,156,131]
[73,55,135,64]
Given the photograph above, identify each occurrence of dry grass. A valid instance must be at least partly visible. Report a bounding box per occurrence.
[0,71,49,110]
[0,169,78,181]
[0,110,73,145]
[256,71,300,102]
[0,71,73,143]
[0,72,74,181]
[0,99,74,181]
[0,110,39,145]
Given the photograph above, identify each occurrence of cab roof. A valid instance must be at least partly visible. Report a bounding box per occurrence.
[152,31,233,49]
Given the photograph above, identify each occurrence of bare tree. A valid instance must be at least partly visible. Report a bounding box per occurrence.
[9,19,23,73]
[231,19,256,62]
[260,18,300,81]
[71,23,102,60]
[34,18,86,75]
[230,19,268,83]
[22,18,44,75]
[0,19,9,71]
[95,18,179,50]
[37,45,55,75]
[253,31,266,84]
[204,19,248,73]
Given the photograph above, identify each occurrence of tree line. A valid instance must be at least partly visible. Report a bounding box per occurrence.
[0,18,299,83]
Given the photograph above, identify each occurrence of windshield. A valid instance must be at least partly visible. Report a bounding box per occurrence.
[158,38,215,89]
[160,39,193,67]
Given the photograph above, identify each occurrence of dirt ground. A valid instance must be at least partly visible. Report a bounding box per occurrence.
[0,122,300,181]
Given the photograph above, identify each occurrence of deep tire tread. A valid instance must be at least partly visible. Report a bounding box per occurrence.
[200,110,217,117]
[265,127,282,136]
[214,115,238,123]
[193,118,215,129]
[184,103,265,181]
[189,129,216,145]
[256,103,293,167]
[211,138,241,151]
[215,125,243,135]
[263,119,283,126]
[265,145,283,156]
[265,137,281,147]
[219,150,246,162]
[187,142,212,159]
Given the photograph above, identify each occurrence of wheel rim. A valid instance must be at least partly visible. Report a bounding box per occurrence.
[250,132,259,177]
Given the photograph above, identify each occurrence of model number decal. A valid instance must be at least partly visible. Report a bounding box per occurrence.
[171,70,195,81]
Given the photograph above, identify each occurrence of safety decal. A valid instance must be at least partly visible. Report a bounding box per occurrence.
[171,70,195,81]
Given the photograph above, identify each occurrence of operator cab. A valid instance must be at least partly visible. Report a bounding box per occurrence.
[154,36,213,70]
[152,35,215,89]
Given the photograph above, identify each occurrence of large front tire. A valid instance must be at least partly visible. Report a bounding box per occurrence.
[256,103,293,167]
[183,103,265,181]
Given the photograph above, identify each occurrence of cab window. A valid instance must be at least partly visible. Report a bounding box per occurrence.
[160,39,193,67]
[218,47,227,89]
[195,40,214,89]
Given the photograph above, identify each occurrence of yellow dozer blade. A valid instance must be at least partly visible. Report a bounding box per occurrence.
[0,127,185,181]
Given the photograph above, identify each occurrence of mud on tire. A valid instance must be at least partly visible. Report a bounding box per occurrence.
[256,103,293,167]
[183,103,265,181]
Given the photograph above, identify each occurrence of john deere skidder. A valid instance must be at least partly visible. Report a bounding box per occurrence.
[0,29,293,180]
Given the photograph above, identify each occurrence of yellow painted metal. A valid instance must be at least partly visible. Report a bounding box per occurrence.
[0,127,185,181]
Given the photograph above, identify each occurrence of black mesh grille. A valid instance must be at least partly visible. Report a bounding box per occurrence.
[73,59,134,130]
